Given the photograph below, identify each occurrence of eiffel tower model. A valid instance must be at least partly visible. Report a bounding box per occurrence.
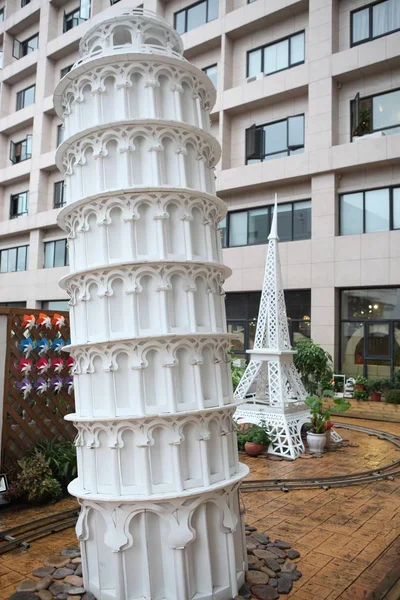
[234,195,311,459]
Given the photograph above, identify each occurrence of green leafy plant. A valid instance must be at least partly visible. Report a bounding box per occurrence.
[367,379,383,393]
[305,396,351,434]
[14,451,62,504]
[229,348,245,390]
[385,390,400,404]
[293,338,333,396]
[353,108,371,137]
[31,439,77,490]
[355,375,368,386]
[245,424,271,447]
[237,432,248,451]
[354,389,369,401]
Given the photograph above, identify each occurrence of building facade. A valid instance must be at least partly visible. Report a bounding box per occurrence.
[0,0,399,379]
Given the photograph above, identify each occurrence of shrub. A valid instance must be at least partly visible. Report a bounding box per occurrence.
[14,451,62,504]
[294,338,333,396]
[305,396,351,433]
[354,389,368,401]
[229,349,245,390]
[245,425,271,447]
[32,439,77,490]
[385,390,400,404]
[355,375,368,386]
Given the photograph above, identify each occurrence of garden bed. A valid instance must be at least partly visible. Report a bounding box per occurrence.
[323,399,400,423]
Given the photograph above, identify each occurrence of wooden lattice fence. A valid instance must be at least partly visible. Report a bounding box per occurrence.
[0,308,75,467]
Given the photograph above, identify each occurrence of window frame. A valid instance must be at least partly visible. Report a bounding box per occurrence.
[21,0,31,6]
[60,64,73,78]
[13,33,38,59]
[10,191,28,219]
[16,84,35,111]
[202,63,218,87]
[246,30,305,78]
[0,245,28,273]
[174,0,217,34]
[9,135,32,164]
[56,124,64,147]
[245,114,305,164]
[339,185,400,235]
[43,239,69,268]
[63,6,87,33]
[0,7,5,21]
[53,181,66,208]
[221,199,312,248]
[350,0,400,47]
[351,87,400,138]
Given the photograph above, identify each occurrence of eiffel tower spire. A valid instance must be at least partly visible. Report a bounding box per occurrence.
[234,194,311,459]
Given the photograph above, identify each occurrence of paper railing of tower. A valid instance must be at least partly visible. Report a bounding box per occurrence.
[234,194,312,459]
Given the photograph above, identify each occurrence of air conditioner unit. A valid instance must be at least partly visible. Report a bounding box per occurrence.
[246,72,264,83]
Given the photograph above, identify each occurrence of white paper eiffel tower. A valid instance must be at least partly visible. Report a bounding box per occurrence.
[234,194,311,459]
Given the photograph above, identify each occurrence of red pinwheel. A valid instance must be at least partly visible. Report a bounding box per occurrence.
[52,358,64,373]
[66,357,75,373]
[36,357,50,375]
[17,358,32,375]
[52,313,66,329]
[37,313,52,329]
[22,314,36,330]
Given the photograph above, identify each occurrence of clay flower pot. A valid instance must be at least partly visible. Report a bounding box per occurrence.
[370,392,382,402]
[355,384,365,391]
[245,442,264,457]
[307,432,327,454]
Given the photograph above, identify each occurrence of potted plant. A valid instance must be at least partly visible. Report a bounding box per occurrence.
[355,375,368,391]
[244,423,271,457]
[368,379,383,402]
[304,396,351,454]
[354,389,369,401]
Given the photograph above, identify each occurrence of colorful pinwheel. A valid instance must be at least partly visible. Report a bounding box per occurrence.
[19,337,35,357]
[17,358,32,375]
[36,357,50,375]
[52,338,65,354]
[65,376,74,394]
[22,314,36,330]
[52,313,66,329]
[37,338,51,356]
[66,357,75,373]
[50,376,63,394]
[52,358,64,373]
[16,378,32,400]
[37,313,52,329]
[34,377,49,396]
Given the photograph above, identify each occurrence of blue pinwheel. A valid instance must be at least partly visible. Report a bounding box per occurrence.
[37,338,51,356]
[52,338,65,354]
[19,337,35,357]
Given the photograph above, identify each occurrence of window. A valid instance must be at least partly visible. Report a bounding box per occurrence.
[10,192,28,219]
[44,240,69,268]
[226,290,311,360]
[0,246,28,273]
[41,300,69,311]
[16,84,35,110]
[340,186,400,235]
[247,32,305,78]
[351,89,400,139]
[203,64,217,88]
[60,64,73,78]
[174,0,218,34]
[10,135,32,164]
[221,200,311,247]
[351,0,400,46]
[340,288,400,380]
[63,5,88,33]
[57,124,64,147]
[21,0,31,6]
[0,302,26,307]
[13,33,38,59]
[0,7,4,21]
[245,115,305,163]
[53,181,66,208]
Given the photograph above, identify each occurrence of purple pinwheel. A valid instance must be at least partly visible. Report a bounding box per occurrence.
[19,337,35,357]
[65,376,74,395]
[52,338,65,354]
[34,377,49,396]
[50,376,63,394]
[37,338,51,356]
[16,378,33,400]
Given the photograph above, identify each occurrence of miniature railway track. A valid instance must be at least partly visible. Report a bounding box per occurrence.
[0,508,79,554]
[241,422,400,492]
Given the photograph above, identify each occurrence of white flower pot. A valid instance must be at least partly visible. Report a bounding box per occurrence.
[307,431,327,454]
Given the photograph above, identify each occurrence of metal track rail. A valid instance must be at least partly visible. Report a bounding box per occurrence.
[0,508,79,554]
[241,422,400,492]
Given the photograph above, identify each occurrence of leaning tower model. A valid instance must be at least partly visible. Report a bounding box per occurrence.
[54,9,248,600]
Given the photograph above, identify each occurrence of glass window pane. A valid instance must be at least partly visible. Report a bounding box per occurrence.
[229,212,247,246]
[264,39,288,75]
[365,188,389,232]
[372,90,400,131]
[342,288,400,320]
[340,192,363,235]
[227,322,245,352]
[175,10,185,34]
[42,300,70,311]
[0,251,8,273]
[17,247,27,271]
[248,49,262,77]
[207,0,218,22]
[285,290,311,320]
[290,33,305,65]
[44,242,54,268]
[54,240,66,267]
[219,217,227,247]
[205,65,217,87]
[264,120,287,155]
[24,85,35,107]
[341,321,364,379]
[352,8,370,43]
[288,115,304,148]
[248,207,268,245]
[293,200,311,240]
[187,1,207,31]
[393,188,400,229]
[8,248,17,272]
[276,204,292,241]
[372,0,399,37]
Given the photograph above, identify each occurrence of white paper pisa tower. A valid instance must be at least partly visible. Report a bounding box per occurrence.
[54,9,248,600]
